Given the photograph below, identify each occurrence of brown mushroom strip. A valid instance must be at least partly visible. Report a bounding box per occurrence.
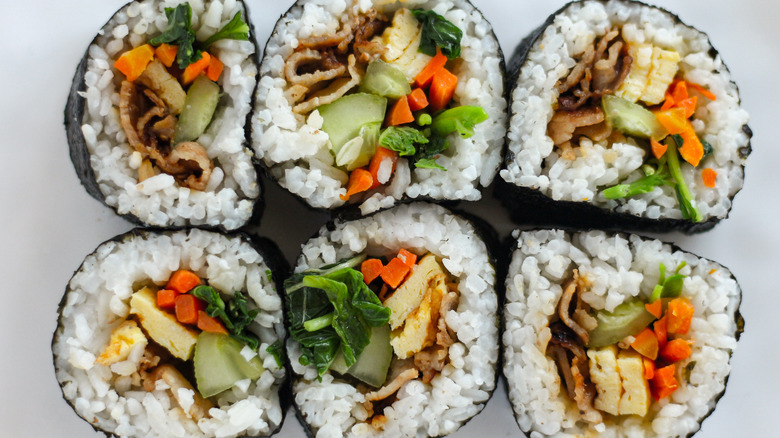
[558,270,590,345]
[298,23,354,53]
[414,346,448,384]
[364,368,420,403]
[547,322,601,424]
[163,142,214,191]
[148,364,214,421]
[293,54,362,114]
[284,49,347,88]
[435,291,459,347]
[570,356,603,424]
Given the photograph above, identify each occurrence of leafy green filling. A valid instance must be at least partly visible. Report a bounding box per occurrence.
[649,261,687,302]
[191,286,260,350]
[284,255,391,377]
[148,3,249,69]
[602,134,702,222]
[412,9,463,59]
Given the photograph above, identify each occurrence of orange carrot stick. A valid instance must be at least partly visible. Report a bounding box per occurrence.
[181,51,211,85]
[407,88,429,111]
[175,294,204,325]
[650,138,668,160]
[654,315,668,349]
[368,147,398,189]
[428,67,458,112]
[380,257,411,289]
[686,81,717,101]
[645,299,663,319]
[397,249,417,269]
[340,168,374,201]
[154,43,178,68]
[167,270,201,294]
[361,258,384,284]
[157,289,179,310]
[643,356,656,380]
[414,49,448,89]
[660,338,692,363]
[114,44,155,81]
[631,327,659,360]
[667,297,694,334]
[676,96,698,119]
[387,96,415,126]
[671,80,689,103]
[702,168,717,188]
[206,54,224,82]
[197,310,228,334]
[652,364,678,400]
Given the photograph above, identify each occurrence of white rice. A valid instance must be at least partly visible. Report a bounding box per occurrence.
[290,203,498,437]
[501,0,750,221]
[52,229,286,438]
[503,229,741,437]
[252,0,506,213]
[78,0,259,229]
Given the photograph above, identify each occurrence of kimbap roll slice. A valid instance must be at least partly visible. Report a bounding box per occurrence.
[66,0,262,230]
[503,229,743,437]
[285,203,499,437]
[52,229,287,437]
[500,0,751,232]
[253,1,507,215]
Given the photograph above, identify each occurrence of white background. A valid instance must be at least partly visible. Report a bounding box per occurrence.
[0,0,775,436]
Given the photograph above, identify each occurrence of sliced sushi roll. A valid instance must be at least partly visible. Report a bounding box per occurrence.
[503,229,743,437]
[500,0,751,232]
[284,203,499,437]
[65,0,262,230]
[252,1,507,215]
[52,229,287,437]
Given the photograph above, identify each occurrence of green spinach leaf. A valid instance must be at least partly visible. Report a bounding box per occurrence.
[265,340,285,368]
[191,286,261,350]
[379,126,428,156]
[203,11,250,47]
[148,3,200,69]
[412,9,463,59]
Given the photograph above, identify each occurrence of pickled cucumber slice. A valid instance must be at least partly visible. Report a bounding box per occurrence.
[320,93,387,154]
[588,299,656,348]
[175,75,221,143]
[193,332,264,398]
[359,60,412,99]
[602,94,667,140]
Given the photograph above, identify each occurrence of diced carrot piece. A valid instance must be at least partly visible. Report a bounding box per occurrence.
[678,128,705,167]
[676,96,698,119]
[206,54,224,82]
[175,294,204,325]
[651,364,678,400]
[340,168,374,201]
[397,249,417,269]
[645,299,663,319]
[167,270,201,294]
[702,167,717,188]
[660,338,692,363]
[643,356,656,380]
[197,310,228,334]
[687,81,717,101]
[157,289,179,310]
[654,315,668,349]
[114,44,155,81]
[428,67,458,112]
[387,95,415,126]
[181,51,211,85]
[655,108,689,135]
[368,147,398,189]
[361,258,384,285]
[407,88,429,111]
[378,283,390,301]
[671,80,689,103]
[631,327,659,360]
[660,92,676,111]
[154,43,178,68]
[380,257,411,289]
[667,297,694,335]
[414,49,448,89]
[650,138,668,160]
